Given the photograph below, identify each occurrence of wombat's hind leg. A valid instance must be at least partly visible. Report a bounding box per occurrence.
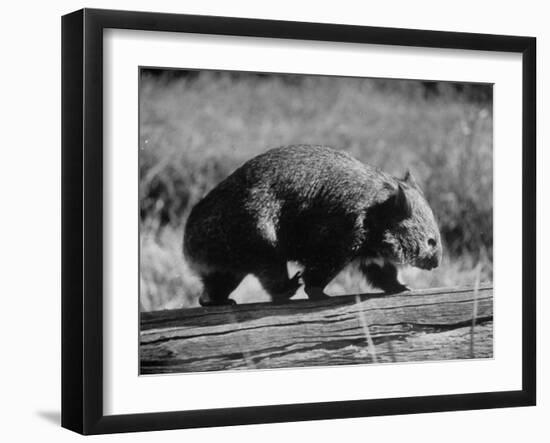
[361,262,409,294]
[256,262,302,304]
[199,272,243,306]
[302,267,339,300]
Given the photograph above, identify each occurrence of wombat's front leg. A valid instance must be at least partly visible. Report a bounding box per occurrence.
[256,263,302,303]
[361,261,409,294]
[199,272,243,306]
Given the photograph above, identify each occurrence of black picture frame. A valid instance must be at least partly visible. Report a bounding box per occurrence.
[61,8,536,435]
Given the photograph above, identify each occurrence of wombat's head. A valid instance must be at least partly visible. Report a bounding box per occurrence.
[372,171,442,270]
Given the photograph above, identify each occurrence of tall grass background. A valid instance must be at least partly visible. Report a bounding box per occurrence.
[139,70,492,312]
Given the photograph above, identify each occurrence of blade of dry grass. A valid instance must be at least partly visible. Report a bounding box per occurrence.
[470,262,482,358]
[355,295,378,363]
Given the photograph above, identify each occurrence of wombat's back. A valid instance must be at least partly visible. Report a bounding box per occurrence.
[214,145,394,208]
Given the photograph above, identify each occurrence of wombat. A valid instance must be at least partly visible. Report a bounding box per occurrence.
[184,145,442,306]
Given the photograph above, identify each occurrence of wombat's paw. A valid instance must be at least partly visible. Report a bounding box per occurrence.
[384,284,410,294]
[271,273,303,304]
[289,271,302,289]
[305,286,331,301]
[199,297,237,307]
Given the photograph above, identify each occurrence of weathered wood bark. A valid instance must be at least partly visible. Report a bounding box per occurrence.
[140,285,493,374]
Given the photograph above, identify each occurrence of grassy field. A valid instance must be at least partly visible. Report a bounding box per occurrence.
[139,70,493,312]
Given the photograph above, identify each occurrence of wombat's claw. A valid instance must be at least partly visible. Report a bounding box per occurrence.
[289,271,302,288]
[272,274,303,304]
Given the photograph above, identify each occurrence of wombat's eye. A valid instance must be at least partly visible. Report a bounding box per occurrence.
[428,238,437,248]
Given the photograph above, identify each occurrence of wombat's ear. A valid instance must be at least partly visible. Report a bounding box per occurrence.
[369,184,412,227]
[392,184,413,220]
[402,169,420,190]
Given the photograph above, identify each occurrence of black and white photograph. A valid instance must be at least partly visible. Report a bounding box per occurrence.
[139,68,493,374]
[1,0,545,439]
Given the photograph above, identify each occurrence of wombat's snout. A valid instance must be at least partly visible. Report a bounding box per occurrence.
[414,238,442,270]
[426,254,441,270]
[415,254,440,270]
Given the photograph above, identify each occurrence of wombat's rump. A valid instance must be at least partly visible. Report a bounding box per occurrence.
[184,145,442,306]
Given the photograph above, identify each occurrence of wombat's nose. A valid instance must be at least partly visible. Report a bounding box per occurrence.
[424,253,441,270]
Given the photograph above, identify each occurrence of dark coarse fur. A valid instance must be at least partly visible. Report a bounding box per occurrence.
[184,145,442,306]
